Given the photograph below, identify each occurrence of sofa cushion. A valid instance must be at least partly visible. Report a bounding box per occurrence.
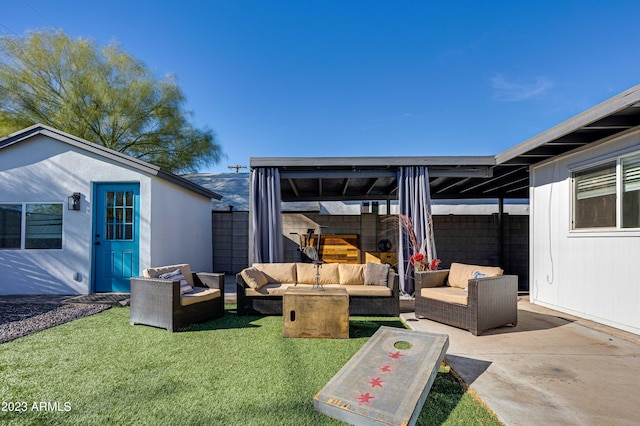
[296,263,340,284]
[448,263,503,289]
[343,285,392,297]
[180,287,221,306]
[253,263,297,284]
[421,286,468,305]
[364,262,389,286]
[241,267,269,290]
[338,264,365,285]
[246,283,297,296]
[144,264,194,287]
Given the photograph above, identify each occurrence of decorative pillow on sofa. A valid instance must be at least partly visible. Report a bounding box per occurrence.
[364,262,390,286]
[448,263,503,289]
[338,264,365,285]
[158,269,193,294]
[241,267,269,290]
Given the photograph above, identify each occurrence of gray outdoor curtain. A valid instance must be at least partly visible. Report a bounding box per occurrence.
[250,167,284,264]
[397,166,437,295]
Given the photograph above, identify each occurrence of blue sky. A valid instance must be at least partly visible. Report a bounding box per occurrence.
[3,1,640,173]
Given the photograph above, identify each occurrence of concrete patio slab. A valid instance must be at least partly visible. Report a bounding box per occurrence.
[401,297,640,425]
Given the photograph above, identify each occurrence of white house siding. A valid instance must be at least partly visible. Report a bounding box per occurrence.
[148,178,212,273]
[531,129,640,335]
[0,132,214,295]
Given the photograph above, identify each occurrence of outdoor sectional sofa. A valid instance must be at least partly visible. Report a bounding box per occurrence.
[414,262,518,336]
[130,264,225,332]
[237,262,399,316]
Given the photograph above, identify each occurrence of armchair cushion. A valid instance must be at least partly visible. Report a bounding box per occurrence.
[180,287,221,306]
[448,262,503,289]
[421,286,468,305]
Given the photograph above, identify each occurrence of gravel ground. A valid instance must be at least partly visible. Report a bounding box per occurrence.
[0,303,111,344]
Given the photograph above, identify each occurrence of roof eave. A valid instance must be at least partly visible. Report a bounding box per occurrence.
[495,83,640,165]
[1,124,222,201]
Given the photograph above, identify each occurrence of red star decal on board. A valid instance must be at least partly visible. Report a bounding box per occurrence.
[368,377,384,388]
[389,351,405,359]
[355,392,376,405]
[380,363,392,373]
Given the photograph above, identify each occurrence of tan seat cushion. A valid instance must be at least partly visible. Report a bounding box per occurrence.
[296,263,340,284]
[421,286,468,305]
[343,285,392,297]
[144,264,194,287]
[241,267,269,290]
[246,283,296,296]
[447,263,503,289]
[180,287,221,306]
[338,264,365,285]
[253,263,297,284]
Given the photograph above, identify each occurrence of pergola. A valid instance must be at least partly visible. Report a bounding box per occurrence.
[252,84,640,202]
[248,84,640,293]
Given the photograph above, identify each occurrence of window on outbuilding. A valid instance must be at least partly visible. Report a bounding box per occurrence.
[25,204,63,249]
[0,203,63,249]
[0,205,22,248]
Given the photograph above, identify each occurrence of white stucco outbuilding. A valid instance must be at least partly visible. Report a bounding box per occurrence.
[0,124,221,295]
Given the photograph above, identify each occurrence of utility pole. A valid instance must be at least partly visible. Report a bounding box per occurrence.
[227,165,247,173]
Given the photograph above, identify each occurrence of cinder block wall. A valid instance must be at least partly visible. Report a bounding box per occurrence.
[211,211,249,274]
[212,211,529,291]
[432,214,529,291]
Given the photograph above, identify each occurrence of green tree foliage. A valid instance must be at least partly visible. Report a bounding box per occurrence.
[0,30,222,173]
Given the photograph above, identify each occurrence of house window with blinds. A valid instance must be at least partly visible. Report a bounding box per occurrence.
[622,154,640,228]
[573,153,640,230]
[574,163,616,229]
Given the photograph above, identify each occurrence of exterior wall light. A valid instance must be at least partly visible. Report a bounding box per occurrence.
[68,193,81,210]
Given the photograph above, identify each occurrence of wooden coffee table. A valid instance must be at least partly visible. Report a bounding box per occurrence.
[283,287,349,339]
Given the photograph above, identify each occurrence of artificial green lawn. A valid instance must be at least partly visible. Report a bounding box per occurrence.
[0,306,500,425]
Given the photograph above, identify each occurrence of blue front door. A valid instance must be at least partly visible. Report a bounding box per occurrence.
[94,183,140,293]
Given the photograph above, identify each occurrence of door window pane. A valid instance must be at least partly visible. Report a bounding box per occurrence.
[105,191,134,241]
[0,205,22,249]
[25,204,62,249]
[574,164,616,229]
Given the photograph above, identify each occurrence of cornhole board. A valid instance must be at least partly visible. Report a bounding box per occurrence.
[314,326,449,425]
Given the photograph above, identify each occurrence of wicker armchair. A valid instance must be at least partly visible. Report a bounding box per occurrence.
[130,270,224,332]
[414,269,517,336]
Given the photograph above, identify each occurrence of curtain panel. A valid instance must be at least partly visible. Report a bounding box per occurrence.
[397,166,437,295]
[250,168,284,264]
